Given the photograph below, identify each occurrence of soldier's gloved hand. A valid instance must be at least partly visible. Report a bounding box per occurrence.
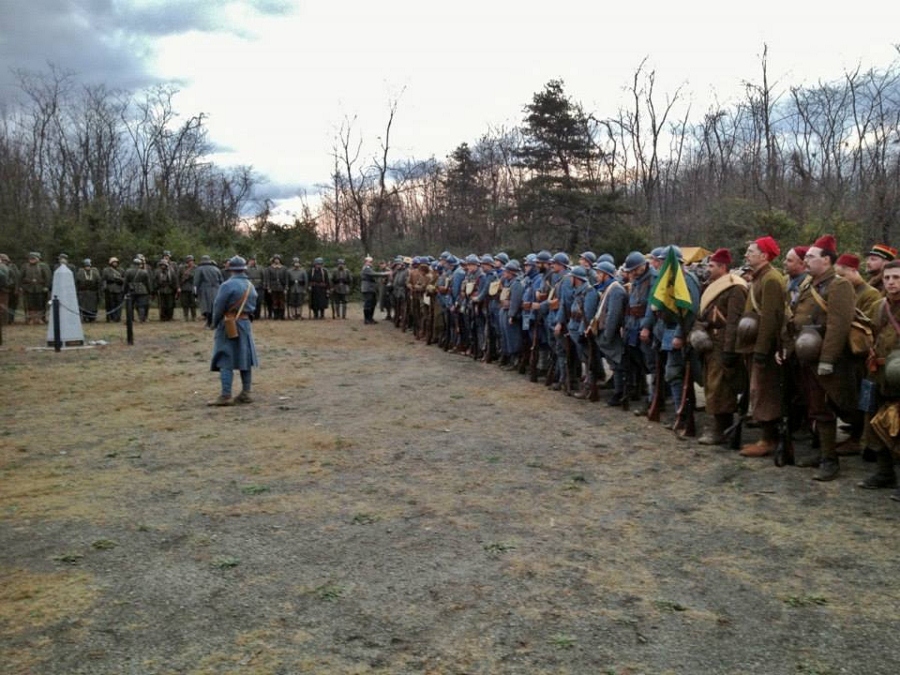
[817,362,834,376]
[752,352,768,365]
[722,352,739,368]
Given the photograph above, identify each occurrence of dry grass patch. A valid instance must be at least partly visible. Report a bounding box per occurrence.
[0,568,97,635]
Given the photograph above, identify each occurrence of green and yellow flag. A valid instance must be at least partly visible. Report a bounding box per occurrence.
[649,247,693,317]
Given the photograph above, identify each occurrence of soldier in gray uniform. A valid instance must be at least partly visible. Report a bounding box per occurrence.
[331,259,353,319]
[177,255,197,321]
[287,258,308,320]
[194,255,224,327]
[361,256,388,324]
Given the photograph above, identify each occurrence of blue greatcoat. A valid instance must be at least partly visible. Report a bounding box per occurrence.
[210,273,259,373]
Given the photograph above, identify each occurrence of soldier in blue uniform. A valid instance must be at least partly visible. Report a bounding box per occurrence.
[208,256,258,406]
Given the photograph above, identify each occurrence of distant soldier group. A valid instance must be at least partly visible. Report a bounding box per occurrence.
[376,237,900,502]
[0,251,354,327]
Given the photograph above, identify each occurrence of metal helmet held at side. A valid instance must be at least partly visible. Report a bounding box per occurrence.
[736,314,759,349]
[884,350,900,391]
[688,327,714,355]
[794,326,823,363]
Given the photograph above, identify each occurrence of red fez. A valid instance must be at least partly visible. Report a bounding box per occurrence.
[755,236,780,261]
[868,243,897,261]
[836,253,860,270]
[709,248,732,265]
[791,246,809,260]
[813,234,836,254]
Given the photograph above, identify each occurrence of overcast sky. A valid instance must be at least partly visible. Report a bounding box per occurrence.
[1,1,898,219]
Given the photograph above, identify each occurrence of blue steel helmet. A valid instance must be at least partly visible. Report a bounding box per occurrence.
[495,252,510,265]
[464,253,480,265]
[551,252,570,266]
[439,250,451,260]
[651,246,667,261]
[504,259,522,272]
[594,260,617,277]
[480,254,494,265]
[314,257,324,265]
[446,254,458,265]
[622,251,647,272]
[579,251,597,264]
[524,253,538,265]
[570,265,588,281]
[598,253,615,265]
[536,250,552,263]
[227,255,247,271]
[411,256,421,265]
[431,261,440,270]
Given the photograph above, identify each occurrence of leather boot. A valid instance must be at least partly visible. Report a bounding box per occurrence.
[698,414,731,445]
[813,420,840,481]
[858,449,897,489]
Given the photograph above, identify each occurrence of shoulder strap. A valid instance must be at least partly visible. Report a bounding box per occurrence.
[808,283,829,313]
[231,282,252,315]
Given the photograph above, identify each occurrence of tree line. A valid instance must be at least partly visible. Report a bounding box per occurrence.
[4,47,900,267]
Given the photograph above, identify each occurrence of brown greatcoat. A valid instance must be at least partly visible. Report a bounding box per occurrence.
[786,267,857,415]
[741,262,785,422]
[851,278,883,321]
[698,273,748,415]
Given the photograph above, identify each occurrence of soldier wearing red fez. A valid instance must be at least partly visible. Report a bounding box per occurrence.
[737,236,786,458]
[695,248,749,445]
[784,234,857,480]
[865,244,897,293]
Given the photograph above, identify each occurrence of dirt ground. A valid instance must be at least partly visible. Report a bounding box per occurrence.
[1,304,899,675]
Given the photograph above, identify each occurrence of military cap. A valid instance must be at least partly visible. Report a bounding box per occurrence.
[569,265,588,281]
[594,261,617,277]
[551,252,570,266]
[536,250,552,263]
[227,255,247,271]
[622,251,647,272]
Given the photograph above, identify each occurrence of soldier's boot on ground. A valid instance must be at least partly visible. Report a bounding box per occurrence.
[813,420,840,481]
[698,414,732,445]
[740,422,779,457]
[341,304,347,319]
[572,378,592,400]
[858,449,897,489]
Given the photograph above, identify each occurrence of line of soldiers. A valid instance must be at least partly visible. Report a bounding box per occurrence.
[0,251,355,327]
[379,238,900,502]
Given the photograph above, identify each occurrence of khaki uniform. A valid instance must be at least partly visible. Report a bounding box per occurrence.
[786,267,857,418]
[741,262,785,423]
[699,274,748,415]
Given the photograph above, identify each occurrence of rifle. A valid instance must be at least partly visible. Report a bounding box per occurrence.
[587,337,600,401]
[518,317,529,374]
[562,331,573,394]
[528,310,541,382]
[773,362,796,467]
[647,349,666,422]
[724,356,750,450]
[673,349,697,437]
[483,302,494,363]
